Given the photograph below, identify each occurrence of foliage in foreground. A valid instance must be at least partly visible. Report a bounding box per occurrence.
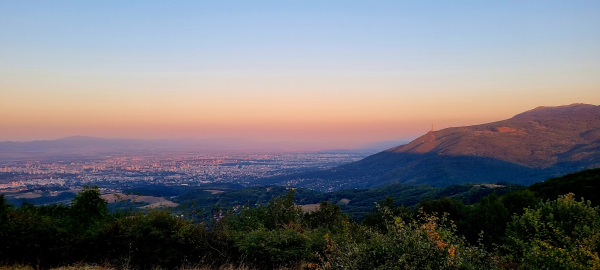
[0,265,262,270]
[316,208,495,270]
[504,193,600,269]
[1,169,600,270]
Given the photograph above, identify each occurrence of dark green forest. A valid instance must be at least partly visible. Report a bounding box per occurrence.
[170,181,523,221]
[1,168,599,269]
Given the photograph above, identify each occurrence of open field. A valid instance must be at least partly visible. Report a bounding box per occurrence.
[300,203,319,212]
[338,198,350,205]
[12,193,41,199]
[140,200,180,209]
[204,189,225,194]
[102,193,179,208]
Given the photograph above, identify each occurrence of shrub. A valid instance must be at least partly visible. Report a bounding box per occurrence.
[71,186,109,225]
[504,193,600,269]
[319,206,499,270]
[236,226,311,269]
[110,210,208,269]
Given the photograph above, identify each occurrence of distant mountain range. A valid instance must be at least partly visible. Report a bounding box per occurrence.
[0,136,291,154]
[0,136,389,161]
[258,104,600,191]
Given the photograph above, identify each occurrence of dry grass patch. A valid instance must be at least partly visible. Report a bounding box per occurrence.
[101,193,179,208]
[13,193,42,199]
[140,200,179,209]
[203,189,225,194]
[338,198,350,205]
[300,203,320,213]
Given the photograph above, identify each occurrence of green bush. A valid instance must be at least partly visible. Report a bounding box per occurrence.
[304,201,349,232]
[504,193,600,269]
[362,196,413,233]
[319,207,499,270]
[464,193,510,249]
[225,189,304,232]
[71,186,109,225]
[236,227,311,269]
[112,210,208,268]
[0,204,68,267]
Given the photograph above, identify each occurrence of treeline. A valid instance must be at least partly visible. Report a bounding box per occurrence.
[173,182,523,220]
[1,169,599,269]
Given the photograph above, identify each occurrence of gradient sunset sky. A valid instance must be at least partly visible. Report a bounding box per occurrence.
[1,1,599,149]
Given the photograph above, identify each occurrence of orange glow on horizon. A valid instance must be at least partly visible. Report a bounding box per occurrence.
[2,1,600,149]
[2,72,599,148]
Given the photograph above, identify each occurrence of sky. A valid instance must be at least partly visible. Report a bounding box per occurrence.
[1,1,599,149]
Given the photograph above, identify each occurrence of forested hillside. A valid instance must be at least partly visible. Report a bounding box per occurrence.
[173,182,522,220]
[528,167,600,205]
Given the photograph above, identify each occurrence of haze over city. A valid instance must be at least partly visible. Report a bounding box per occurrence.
[2,1,599,149]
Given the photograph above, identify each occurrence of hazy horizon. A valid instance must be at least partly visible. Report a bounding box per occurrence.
[2,1,599,149]
[0,134,413,154]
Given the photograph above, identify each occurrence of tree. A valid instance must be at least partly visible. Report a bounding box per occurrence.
[305,201,349,231]
[363,196,412,233]
[237,227,311,269]
[464,193,510,249]
[70,185,109,227]
[419,197,468,226]
[504,193,600,269]
[501,189,539,216]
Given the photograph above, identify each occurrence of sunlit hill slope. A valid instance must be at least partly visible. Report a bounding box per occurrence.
[259,104,600,190]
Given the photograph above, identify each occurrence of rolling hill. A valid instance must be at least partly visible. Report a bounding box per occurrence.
[258,104,600,191]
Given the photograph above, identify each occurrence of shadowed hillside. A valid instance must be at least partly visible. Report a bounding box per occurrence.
[258,104,600,190]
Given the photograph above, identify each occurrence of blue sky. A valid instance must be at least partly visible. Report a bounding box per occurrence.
[3,1,598,75]
[1,1,599,146]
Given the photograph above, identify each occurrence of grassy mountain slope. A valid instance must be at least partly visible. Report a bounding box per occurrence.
[258,104,600,190]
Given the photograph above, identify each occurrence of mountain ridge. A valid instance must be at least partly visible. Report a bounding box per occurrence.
[388,103,600,168]
[258,104,600,191]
